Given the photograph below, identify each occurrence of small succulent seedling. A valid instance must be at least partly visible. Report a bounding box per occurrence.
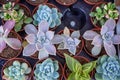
[53,27,81,55]
[3,60,31,80]
[0,20,21,53]
[34,58,59,80]
[83,19,120,57]
[95,55,120,80]
[33,4,62,28]
[90,2,119,26]
[64,54,96,80]
[0,2,33,32]
[23,20,58,60]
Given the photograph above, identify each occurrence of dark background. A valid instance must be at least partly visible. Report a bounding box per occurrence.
[0,0,114,80]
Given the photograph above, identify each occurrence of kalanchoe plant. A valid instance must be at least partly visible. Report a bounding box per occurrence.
[64,54,96,80]
[90,2,119,26]
[34,58,59,80]
[95,55,120,80]
[23,20,58,59]
[83,19,120,57]
[53,27,81,55]
[0,20,21,53]
[0,2,33,32]
[33,4,62,28]
[3,60,31,80]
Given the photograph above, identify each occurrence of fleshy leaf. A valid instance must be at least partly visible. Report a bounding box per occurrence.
[100,25,108,35]
[51,35,64,44]
[91,35,102,46]
[64,54,82,72]
[95,73,103,80]
[71,31,80,39]
[64,27,70,37]
[83,30,98,40]
[24,24,37,34]
[68,47,76,55]
[44,44,56,55]
[67,72,77,80]
[0,39,6,53]
[4,38,21,50]
[38,20,49,32]
[23,44,37,56]
[57,42,65,50]
[38,48,49,60]
[46,31,54,40]
[113,35,120,44]
[91,46,102,56]
[116,17,120,35]
[24,17,33,24]
[25,34,36,44]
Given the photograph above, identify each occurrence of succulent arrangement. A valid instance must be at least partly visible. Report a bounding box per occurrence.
[0,20,21,53]
[3,60,31,80]
[64,53,96,80]
[34,58,59,80]
[23,20,58,59]
[90,2,119,27]
[95,55,120,80]
[33,4,62,28]
[83,19,120,57]
[0,2,33,32]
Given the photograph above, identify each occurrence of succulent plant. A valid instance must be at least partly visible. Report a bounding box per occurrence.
[0,20,21,53]
[83,19,120,57]
[23,20,58,60]
[52,27,81,55]
[33,4,62,28]
[90,2,119,26]
[95,55,120,80]
[0,2,33,32]
[3,60,31,80]
[34,58,59,80]
[64,53,96,80]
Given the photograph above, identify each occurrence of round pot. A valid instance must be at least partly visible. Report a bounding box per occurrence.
[84,0,104,5]
[0,31,22,60]
[32,3,61,31]
[56,29,84,58]
[55,0,77,6]
[84,28,106,58]
[32,57,64,80]
[0,0,19,5]
[26,0,48,6]
[64,56,94,80]
[1,58,32,80]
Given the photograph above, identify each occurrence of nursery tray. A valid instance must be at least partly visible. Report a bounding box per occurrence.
[0,0,114,80]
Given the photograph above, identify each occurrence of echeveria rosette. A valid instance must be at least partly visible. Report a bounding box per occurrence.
[0,20,21,53]
[33,4,62,28]
[95,55,120,80]
[23,20,57,60]
[3,60,31,80]
[64,54,96,80]
[83,19,120,57]
[34,58,59,80]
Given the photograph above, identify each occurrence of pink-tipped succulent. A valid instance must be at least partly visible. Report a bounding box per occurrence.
[0,20,21,53]
[83,19,120,57]
[23,20,57,60]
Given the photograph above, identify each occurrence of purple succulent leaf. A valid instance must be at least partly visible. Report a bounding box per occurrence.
[4,38,21,50]
[68,46,76,55]
[91,46,102,56]
[116,16,120,35]
[46,31,54,40]
[74,38,81,46]
[0,26,4,33]
[100,25,108,35]
[38,48,49,60]
[103,19,116,31]
[83,30,99,40]
[58,42,65,49]
[38,20,49,33]
[71,31,80,39]
[25,34,36,44]
[91,35,103,46]
[44,44,56,55]
[0,39,6,53]
[35,42,43,50]
[113,35,120,44]
[103,41,116,57]
[24,24,37,34]
[51,35,64,44]
[64,27,70,37]
[23,44,37,56]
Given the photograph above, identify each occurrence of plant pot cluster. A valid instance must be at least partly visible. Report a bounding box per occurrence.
[0,0,120,80]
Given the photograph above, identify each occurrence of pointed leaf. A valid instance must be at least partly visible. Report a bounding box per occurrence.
[38,20,49,32]
[91,35,102,46]
[51,35,64,44]
[74,38,81,46]
[23,44,37,56]
[67,72,76,80]
[83,30,98,40]
[25,34,36,44]
[71,31,80,39]
[113,35,120,44]
[38,48,49,60]
[24,24,37,34]
[64,27,70,36]
[46,31,54,40]
[44,44,56,55]
[4,38,21,50]
[91,46,102,56]
[57,42,65,50]
[68,47,76,55]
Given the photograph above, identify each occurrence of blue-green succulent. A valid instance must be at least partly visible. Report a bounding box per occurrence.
[95,55,120,80]
[3,60,32,80]
[34,58,60,80]
[33,4,62,28]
